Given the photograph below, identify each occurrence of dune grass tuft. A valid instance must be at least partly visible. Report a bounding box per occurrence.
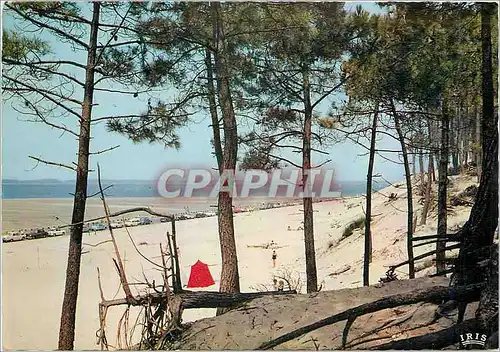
[341,216,366,240]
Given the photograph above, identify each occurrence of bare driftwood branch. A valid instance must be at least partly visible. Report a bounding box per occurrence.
[101,290,297,309]
[87,185,113,198]
[412,238,459,248]
[344,302,424,349]
[124,226,166,270]
[412,234,461,242]
[98,164,135,303]
[83,240,112,248]
[58,206,175,230]
[170,228,182,293]
[387,243,461,273]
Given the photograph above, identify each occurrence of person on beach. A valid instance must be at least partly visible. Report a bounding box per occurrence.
[273,278,278,291]
[272,250,277,267]
[278,280,284,292]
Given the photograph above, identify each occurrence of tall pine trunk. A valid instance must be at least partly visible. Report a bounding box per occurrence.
[363,105,378,286]
[475,105,483,181]
[480,3,495,173]
[419,149,425,193]
[211,3,240,313]
[58,3,100,349]
[462,103,470,172]
[412,152,416,176]
[392,101,415,279]
[302,68,318,293]
[451,109,459,174]
[205,49,223,171]
[436,97,450,275]
[454,7,498,338]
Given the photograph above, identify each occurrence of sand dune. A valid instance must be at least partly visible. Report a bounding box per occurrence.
[2,175,476,350]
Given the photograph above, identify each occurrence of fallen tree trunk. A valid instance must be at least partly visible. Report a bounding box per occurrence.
[412,234,461,242]
[387,243,461,273]
[257,283,483,350]
[412,238,460,249]
[101,290,297,309]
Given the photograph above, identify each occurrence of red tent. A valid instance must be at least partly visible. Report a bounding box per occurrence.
[187,260,215,288]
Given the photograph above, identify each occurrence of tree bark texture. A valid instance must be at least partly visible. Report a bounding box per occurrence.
[393,104,415,279]
[58,3,100,350]
[452,4,498,342]
[302,68,318,293]
[101,290,297,310]
[205,49,223,171]
[436,97,450,275]
[363,106,378,286]
[211,3,240,313]
[475,106,483,181]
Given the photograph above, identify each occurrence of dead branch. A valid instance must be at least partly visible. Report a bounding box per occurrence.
[159,243,173,303]
[19,100,80,137]
[387,243,461,273]
[124,226,166,270]
[169,228,182,293]
[97,164,135,303]
[87,185,113,198]
[165,231,177,292]
[344,302,424,349]
[100,290,297,310]
[89,145,120,155]
[83,240,112,248]
[58,207,174,230]
[413,234,461,242]
[346,317,436,349]
[97,267,106,301]
[412,238,459,248]
[28,156,76,172]
[257,283,483,350]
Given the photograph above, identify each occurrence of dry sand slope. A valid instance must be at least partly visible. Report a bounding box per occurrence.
[174,277,480,350]
[2,175,476,350]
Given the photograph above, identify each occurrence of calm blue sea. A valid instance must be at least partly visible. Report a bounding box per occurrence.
[2,179,389,199]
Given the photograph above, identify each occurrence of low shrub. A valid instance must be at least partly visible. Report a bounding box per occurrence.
[341,216,366,240]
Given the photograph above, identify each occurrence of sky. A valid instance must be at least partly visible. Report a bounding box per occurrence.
[1,1,403,183]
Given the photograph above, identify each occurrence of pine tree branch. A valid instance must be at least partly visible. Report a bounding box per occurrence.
[89,145,120,155]
[4,76,82,119]
[28,156,77,172]
[3,58,85,87]
[93,87,157,95]
[57,207,175,230]
[311,75,349,110]
[95,4,132,65]
[12,101,79,138]
[6,4,90,49]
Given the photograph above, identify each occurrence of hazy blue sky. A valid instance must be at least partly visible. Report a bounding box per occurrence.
[2,2,403,182]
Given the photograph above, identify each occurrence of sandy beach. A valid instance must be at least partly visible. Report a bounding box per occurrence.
[2,176,476,350]
[1,197,290,232]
